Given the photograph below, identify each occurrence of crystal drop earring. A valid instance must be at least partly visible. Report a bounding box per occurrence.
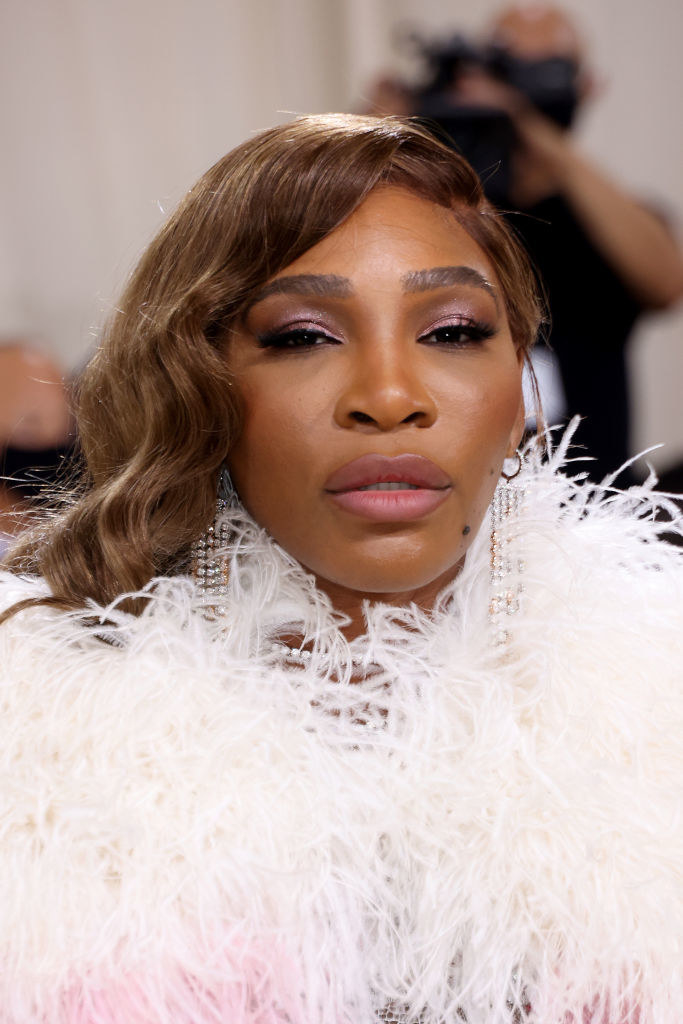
[489,451,525,646]
[190,466,236,605]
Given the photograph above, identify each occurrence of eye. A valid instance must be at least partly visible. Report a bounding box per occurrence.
[419,319,496,347]
[257,327,341,350]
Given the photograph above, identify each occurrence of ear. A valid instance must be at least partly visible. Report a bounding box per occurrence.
[577,68,605,104]
[506,350,527,458]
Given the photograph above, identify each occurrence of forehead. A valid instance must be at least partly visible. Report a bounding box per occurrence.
[277,186,497,282]
[488,5,583,60]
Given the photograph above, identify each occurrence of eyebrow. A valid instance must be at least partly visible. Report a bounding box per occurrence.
[401,266,499,305]
[249,265,498,306]
[250,274,353,304]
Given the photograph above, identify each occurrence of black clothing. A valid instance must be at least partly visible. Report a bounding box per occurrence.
[507,195,643,482]
[0,442,76,499]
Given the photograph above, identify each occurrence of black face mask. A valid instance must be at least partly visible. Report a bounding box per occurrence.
[1,443,76,499]
[489,49,581,128]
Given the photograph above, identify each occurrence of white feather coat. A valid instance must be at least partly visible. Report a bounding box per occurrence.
[0,436,682,1023]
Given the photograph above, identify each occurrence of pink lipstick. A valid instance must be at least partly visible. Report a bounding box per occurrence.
[324,454,452,523]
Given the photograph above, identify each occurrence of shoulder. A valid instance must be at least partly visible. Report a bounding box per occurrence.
[509,435,683,753]
[0,570,220,685]
[504,431,683,724]
[0,571,58,659]
[0,569,50,613]
[518,432,683,590]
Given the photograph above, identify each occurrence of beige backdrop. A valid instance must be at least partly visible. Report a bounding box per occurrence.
[1,0,682,469]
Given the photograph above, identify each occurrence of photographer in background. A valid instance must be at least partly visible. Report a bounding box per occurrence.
[367,4,683,481]
[0,344,75,556]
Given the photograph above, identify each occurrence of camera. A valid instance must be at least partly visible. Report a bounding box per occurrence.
[412,33,580,205]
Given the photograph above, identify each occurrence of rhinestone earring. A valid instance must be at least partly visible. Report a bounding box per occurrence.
[489,451,525,646]
[190,466,235,605]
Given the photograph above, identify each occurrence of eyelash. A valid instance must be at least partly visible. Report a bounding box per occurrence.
[257,327,338,350]
[419,320,496,347]
[256,319,496,351]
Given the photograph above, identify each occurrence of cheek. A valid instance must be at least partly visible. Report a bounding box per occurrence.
[442,363,523,511]
[226,382,320,519]
[442,359,522,459]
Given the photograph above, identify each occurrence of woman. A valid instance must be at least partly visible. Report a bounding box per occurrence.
[0,115,681,1023]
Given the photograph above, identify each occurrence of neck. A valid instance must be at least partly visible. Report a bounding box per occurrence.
[312,564,462,642]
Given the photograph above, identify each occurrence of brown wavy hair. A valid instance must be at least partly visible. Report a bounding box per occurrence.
[2,114,542,618]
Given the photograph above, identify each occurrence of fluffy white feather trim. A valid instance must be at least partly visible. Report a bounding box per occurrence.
[0,433,682,1023]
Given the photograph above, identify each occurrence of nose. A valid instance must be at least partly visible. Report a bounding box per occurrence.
[333,340,438,432]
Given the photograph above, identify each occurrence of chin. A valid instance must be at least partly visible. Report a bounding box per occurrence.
[317,555,465,599]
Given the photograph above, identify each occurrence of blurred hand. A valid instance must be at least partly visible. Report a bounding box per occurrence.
[452,67,526,114]
[451,67,683,305]
[454,68,570,186]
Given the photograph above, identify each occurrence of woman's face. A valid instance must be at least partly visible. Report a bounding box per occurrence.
[226,187,524,608]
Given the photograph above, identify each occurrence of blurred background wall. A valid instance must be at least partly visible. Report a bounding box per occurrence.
[1,0,682,470]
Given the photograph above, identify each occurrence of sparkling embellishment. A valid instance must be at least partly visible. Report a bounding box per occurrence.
[272,643,312,665]
[376,1006,422,1023]
[375,973,530,1023]
[489,477,526,646]
[190,467,234,602]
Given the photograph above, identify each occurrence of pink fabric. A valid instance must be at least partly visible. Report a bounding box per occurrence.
[2,938,307,1024]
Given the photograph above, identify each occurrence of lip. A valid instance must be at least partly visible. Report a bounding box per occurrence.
[325,454,451,492]
[324,454,452,523]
